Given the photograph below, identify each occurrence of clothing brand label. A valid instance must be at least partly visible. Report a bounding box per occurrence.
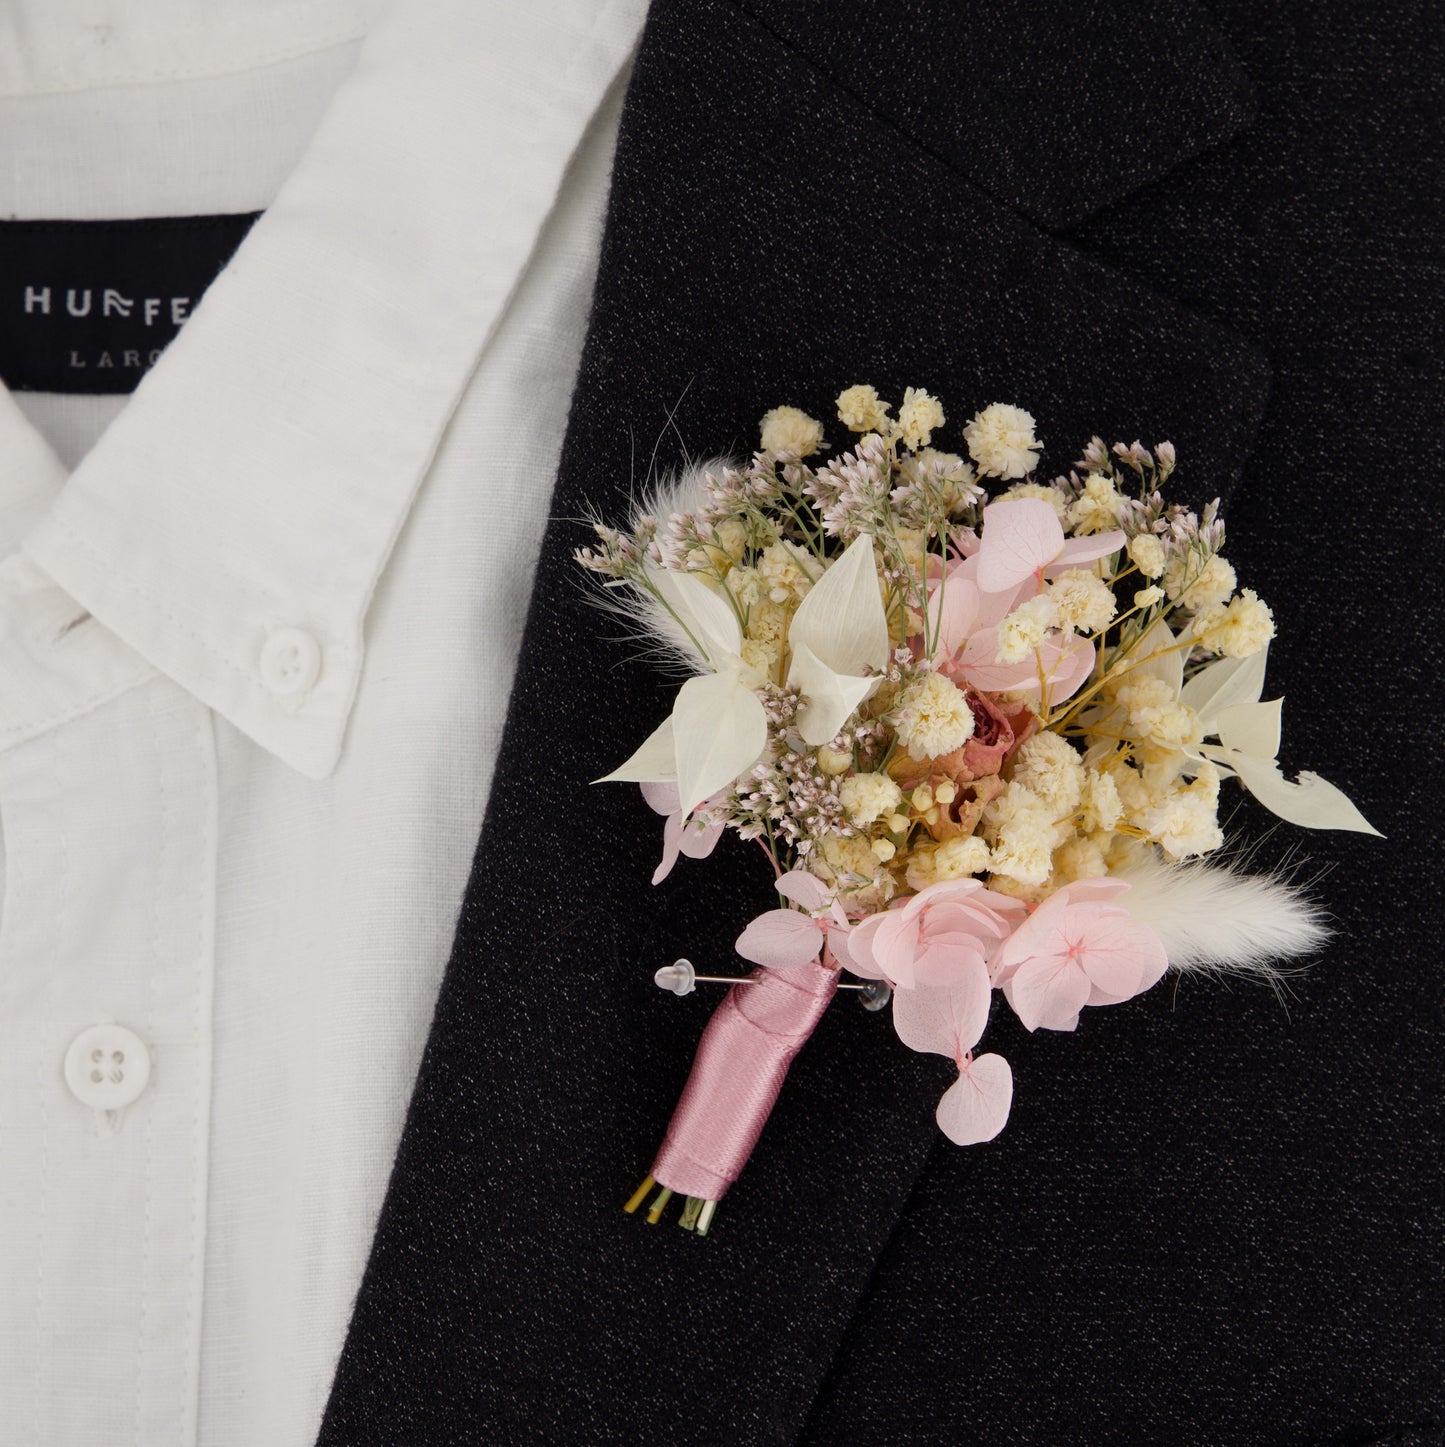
[0,214,261,395]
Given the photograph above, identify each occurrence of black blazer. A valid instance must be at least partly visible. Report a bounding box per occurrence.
[320,1,1443,1441]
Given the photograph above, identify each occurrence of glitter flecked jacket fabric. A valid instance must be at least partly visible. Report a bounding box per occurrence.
[320,1,1444,1442]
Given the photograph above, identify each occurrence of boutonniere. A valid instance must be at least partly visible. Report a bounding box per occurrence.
[576,386,1381,1236]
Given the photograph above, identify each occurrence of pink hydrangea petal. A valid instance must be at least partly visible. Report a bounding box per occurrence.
[921,903,988,937]
[954,629,1096,703]
[651,812,686,886]
[973,575,1033,630]
[891,964,993,1060]
[645,781,723,884]
[823,921,857,972]
[869,911,928,988]
[912,879,986,909]
[1003,949,1091,1032]
[979,887,1030,925]
[926,572,984,661]
[948,898,1022,941]
[1135,943,1170,996]
[1078,910,1169,1005]
[678,818,724,862]
[735,909,825,969]
[640,780,680,817]
[936,1053,1013,1145]
[892,985,960,1058]
[855,881,1025,990]
[912,936,989,989]
[1056,878,1131,906]
[775,869,832,911]
[995,890,1072,976]
[1041,635,1097,705]
[844,912,890,980]
[1046,529,1127,575]
[975,499,1065,593]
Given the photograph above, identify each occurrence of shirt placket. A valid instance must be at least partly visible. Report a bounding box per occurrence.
[0,669,217,1447]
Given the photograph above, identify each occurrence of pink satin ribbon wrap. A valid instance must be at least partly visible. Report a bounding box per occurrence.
[650,960,838,1201]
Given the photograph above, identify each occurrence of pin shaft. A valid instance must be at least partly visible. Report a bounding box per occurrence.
[691,974,875,990]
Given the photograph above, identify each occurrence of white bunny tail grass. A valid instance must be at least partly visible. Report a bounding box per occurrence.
[630,454,726,534]
[580,457,737,678]
[1118,849,1331,987]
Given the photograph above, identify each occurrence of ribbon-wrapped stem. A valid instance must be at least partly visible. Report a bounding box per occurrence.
[626,956,838,1233]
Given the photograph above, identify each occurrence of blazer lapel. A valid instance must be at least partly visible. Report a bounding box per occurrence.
[322,1,1270,1440]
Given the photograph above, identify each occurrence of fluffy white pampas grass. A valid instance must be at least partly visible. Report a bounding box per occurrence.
[1117,849,1330,986]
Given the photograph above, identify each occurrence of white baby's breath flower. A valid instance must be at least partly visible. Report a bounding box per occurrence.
[963,402,1041,479]
[1164,550,1236,609]
[893,670,976,759]
[836,384,891,434]
[1048,569,1116,635]
[746,595,788,646]
[759,404,824,458]
[1080,767,1123,834]
[985,778,1044,830]
[738,636,782,685]
[1000,480,1069,521]
[897,387,945,450]
[1127,532,1167,578]
[1139,765,1224,860]
[905,834,991,891]
[1192,588,1276,658]
[1053,835,1109,883]
[1067,472,1124,534]
[812,834,895,911]
[1133,585,1165,608]
[1101,755,1152,820]
[838,772,904,827]
[1009,730,1085,812]
[1117,676,1201,751]
[984,782,1057,886]
[995,594,1059,663]
[816,746,852,776]
[935,834,990,877]
[757,540,816,606]
[712,517,748,561]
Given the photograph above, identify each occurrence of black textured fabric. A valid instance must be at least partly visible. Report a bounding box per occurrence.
[0,214,260,393]
[320,1,1442,1442]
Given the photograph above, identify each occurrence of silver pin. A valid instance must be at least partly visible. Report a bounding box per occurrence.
[655,959,891,1011]
[653,960,747,995]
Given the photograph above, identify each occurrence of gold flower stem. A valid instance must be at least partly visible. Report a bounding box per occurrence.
[623,1174,656,1215]
[1050,635,1196,731]
[623,1177,720,1235]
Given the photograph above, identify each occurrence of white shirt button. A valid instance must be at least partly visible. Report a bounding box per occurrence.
[259,626,322,697]
[64,1024,152,1109]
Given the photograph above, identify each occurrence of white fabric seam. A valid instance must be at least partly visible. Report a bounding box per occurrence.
[183,708,218,1447]
[136,680,165,1442]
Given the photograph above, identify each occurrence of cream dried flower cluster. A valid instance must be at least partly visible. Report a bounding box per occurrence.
[578,387,1367,912]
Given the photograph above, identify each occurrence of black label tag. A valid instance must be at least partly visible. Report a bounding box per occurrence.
[0,213,261,395]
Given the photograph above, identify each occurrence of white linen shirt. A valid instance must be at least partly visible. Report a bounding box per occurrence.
[0,1,645,1443]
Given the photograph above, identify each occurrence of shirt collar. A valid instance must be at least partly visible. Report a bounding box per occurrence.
[4,0,644,778]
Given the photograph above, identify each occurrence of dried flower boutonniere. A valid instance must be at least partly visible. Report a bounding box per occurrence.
[577,386,1380,1236]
